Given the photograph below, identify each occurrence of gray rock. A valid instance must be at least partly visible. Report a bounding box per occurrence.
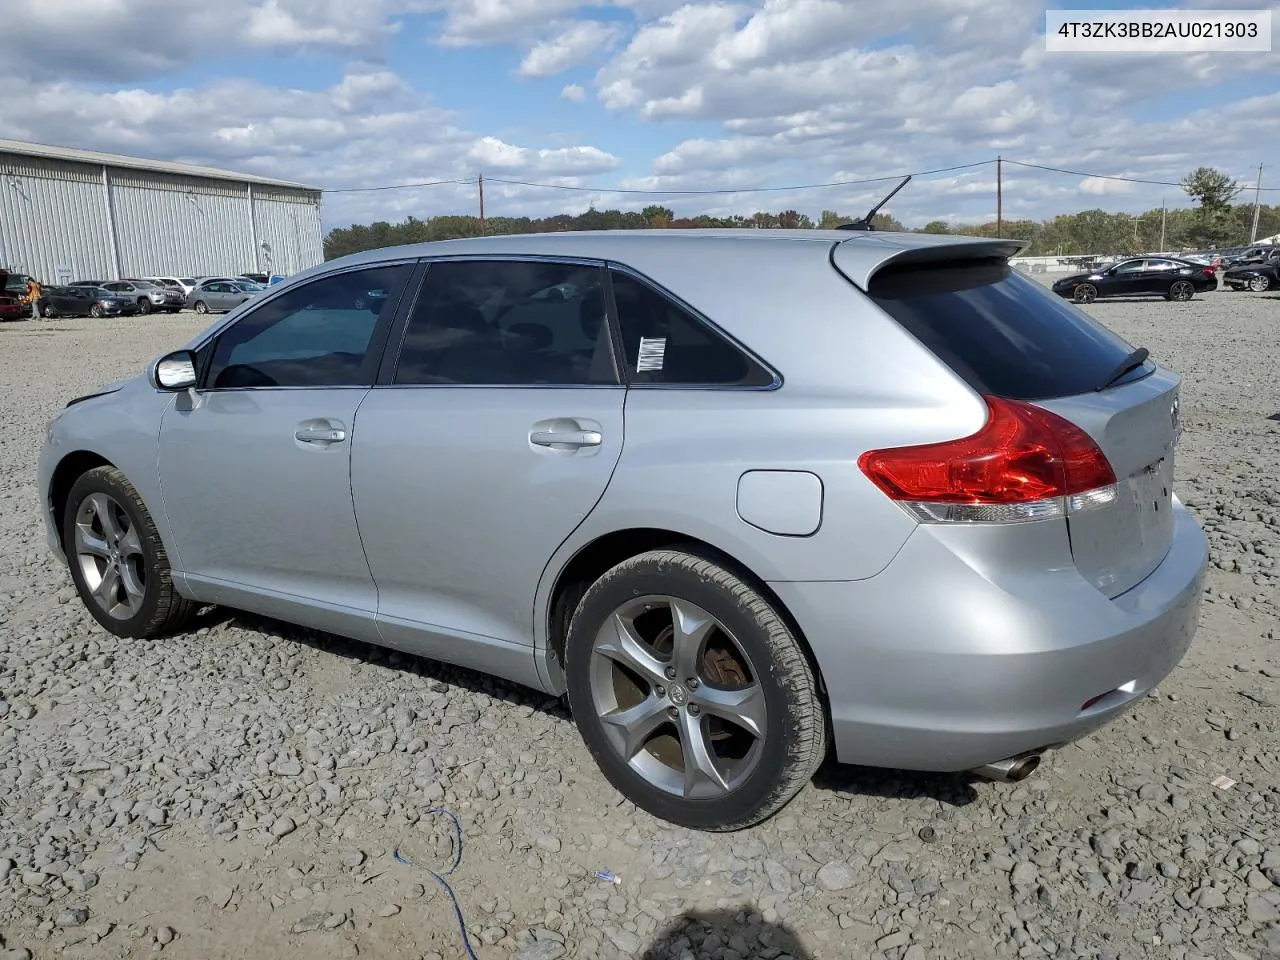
[156,926,175,945]
[1245,895,1280,925]
[816,861,857,892]
[606,928,642,954]
[270,816,297,838]
[56,907,89,927]
[1011,862,1038,886]
[377,904,401,918]
[291,912,330,934]
[516,941,567,960]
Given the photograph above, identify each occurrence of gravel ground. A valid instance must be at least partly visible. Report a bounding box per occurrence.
[1,287,1278,960]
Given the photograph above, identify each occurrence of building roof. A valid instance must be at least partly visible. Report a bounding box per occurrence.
[0,138,321,192]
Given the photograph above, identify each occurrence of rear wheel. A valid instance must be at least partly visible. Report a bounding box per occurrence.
[1072,283,1098,304]
[62,466,197,639]
[1168,280,1195,301]
[565,549,826,831]
[1248,275,1271,292]
[194,300,209,314]
[42,303,57,318]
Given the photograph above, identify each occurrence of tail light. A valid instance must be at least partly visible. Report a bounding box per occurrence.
[1202,267,1216,278]
[858,396,1117,524]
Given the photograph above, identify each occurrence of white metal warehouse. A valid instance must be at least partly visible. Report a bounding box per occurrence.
[0,138,323,285]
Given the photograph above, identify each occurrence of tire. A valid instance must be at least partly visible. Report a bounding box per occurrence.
[1073,283,1098,304]
[42,304,57,319]
[136,298,153,315]
[62,466,197,639]
[194,301,209,314]
[89,304,104,318]
[1248,275,1271,292]
[565,548,826,831]
[1168,280,1195,302]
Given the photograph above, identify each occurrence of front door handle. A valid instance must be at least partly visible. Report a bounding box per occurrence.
[295,419,347,444]
[530,429,602,448]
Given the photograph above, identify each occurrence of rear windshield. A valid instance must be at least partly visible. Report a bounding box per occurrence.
[868,259,1141,401]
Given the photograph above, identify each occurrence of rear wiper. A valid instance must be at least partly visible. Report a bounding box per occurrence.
[1096,347,1150,391]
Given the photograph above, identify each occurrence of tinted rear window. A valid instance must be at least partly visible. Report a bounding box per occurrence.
[868,259,1139,401]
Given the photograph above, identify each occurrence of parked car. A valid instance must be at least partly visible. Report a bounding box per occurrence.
[1220,246,1277,269]
[186,279,258,313]
[69,280,108,289]
[144,277,202,297]
[38,230,1208,831]
[40,285,138,319]
[100,280,185,314]
[1222,256,1280,291]
[1051,257,1217,303]
[0,294,24,321]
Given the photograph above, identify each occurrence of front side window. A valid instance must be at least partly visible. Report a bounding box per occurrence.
[205,263,412,389]
[608,269,774,386]
[393,259,617,386]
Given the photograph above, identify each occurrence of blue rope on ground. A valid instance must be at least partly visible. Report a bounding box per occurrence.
[393,807,480,960]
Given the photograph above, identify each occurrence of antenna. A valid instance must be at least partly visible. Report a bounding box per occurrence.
[836,175,912,231]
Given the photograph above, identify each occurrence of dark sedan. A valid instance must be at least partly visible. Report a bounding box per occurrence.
[1052,257,1218,304]
[41,286,138,319]
[1223,259,1279,292]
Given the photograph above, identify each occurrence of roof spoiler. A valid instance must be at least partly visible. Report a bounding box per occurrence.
[830,237,1028,289]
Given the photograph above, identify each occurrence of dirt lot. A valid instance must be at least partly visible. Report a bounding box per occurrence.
[1,286,1278,960]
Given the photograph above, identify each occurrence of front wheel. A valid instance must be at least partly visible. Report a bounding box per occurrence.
[1248,275,1271,292]
[89,304,104,318]
[42,304,57,319]
[136,298,152,315]
[1168,280,1195,301]
[565,549,827,831]
[194,301,209,314]
[62,466,197,639]
[1073,283,1098,304]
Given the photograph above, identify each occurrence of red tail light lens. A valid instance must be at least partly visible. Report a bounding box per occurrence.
[1202,267,1216,278]
[858,396,1117,523]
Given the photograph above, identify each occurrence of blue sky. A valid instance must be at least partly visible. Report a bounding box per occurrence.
[2,0,1277,229]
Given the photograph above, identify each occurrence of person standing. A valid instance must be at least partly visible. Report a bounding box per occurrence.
[25,276,43,319]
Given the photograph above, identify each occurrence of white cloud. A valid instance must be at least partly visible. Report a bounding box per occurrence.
[561,83,587,102]
[431,0,586,46]
[518,20,623,77]
[468,137,620,174]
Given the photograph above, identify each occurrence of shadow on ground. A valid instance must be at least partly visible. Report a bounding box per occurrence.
[642,907,815,960]
[197,607,984,807]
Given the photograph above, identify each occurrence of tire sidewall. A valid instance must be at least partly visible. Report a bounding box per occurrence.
[62,470,167,637]
[565,553,809,830]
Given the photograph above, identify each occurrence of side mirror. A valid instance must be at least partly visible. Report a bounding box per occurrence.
[152,350,198,391]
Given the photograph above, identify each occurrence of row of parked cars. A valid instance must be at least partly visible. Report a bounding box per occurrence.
[1050,246,1279,304]
[36,273,282,319]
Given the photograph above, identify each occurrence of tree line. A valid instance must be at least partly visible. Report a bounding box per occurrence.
[324,166,1278,260]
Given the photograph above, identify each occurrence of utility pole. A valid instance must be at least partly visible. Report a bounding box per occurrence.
[478,174,487,236]
[1160,199,1167,252]
[996,155,1003,239]
[1249,163,1263,242]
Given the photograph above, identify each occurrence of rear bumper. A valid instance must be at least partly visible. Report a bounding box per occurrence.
[773,501,1208,772]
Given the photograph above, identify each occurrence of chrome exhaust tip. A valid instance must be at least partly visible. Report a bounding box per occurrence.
[971,753,1042,783]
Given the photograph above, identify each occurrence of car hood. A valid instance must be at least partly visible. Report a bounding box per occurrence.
[1053,272,1096,285]
[64,373,140,409]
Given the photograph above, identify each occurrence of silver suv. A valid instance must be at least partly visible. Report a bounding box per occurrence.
[38,230,1207,831]
[100,279,185,314]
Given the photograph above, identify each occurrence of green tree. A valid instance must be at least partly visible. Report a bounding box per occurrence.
[818,209,844,229]
[921,220,950,234]
[641,205,674,228]
[1181,166,1241,246]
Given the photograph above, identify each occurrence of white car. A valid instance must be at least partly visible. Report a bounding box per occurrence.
[144,277,202,298]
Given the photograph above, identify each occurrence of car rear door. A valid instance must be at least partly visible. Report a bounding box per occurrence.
[350,257,624,666]
[859,254,1179,598]
[157,261,416,630]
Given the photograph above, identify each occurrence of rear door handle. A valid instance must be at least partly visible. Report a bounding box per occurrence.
[530,429,602,448]
[295,419,347,444]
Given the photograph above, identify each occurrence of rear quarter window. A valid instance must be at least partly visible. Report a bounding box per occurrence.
[867,259,1140,401]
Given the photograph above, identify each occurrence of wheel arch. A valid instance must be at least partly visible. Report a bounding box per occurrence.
[540,527,830,711]
[48,450,115,548]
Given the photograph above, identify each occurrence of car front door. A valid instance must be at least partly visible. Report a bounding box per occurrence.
[350,258,625,673]
[157,260,417,634]
[1101,259,1146,296]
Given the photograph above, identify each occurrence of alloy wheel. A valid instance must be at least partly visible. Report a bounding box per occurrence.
[1073,284,1097,304]
[1170,281,1194,301]
[1248,275,1270,292]
[588,595,767,800]
[73,492,146,620]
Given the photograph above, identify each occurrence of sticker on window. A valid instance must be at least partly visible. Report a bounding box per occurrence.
[636,337,666,373]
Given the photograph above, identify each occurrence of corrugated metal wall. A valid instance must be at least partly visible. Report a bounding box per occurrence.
[0,150,323,284]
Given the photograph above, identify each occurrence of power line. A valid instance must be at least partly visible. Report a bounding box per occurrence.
[1004,158,1280,192]
[483,160,994,197]
[323,178,473,194]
